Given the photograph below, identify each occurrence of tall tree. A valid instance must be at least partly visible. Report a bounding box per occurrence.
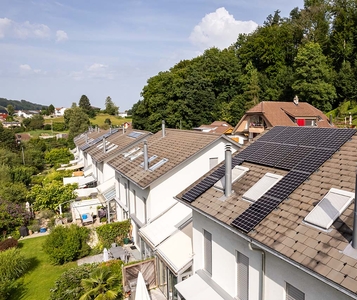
[67,107,90,140]
[292,42,336,111]
[48,104,55,115]
[6,104,14,117]
[79,95,95,118]
[104,96,118,116]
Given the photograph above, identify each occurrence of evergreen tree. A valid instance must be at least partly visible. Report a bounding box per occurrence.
[104,96,118,116]
[67,107,90,140]
[79,95,95,118]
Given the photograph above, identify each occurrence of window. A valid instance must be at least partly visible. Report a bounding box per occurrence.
[237,251,249,300]
[214,166,249,190]
[243,173,283,202]
[203,230,212,275]
[304,188,354,230]
[286,283,304,300]
[209,157,218,170]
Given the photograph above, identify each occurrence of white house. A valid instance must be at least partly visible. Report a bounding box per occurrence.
[55,107,67,116]
[107,123,241,298]
[175,126,357,300]
[15,110,39,118]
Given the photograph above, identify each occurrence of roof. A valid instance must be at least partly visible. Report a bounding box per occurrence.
[85,128,151,163]
[108,129,237,189]
[195,121,233,134]
[177,126,357,297]
[74,128,111,148]
[233,101,332,133]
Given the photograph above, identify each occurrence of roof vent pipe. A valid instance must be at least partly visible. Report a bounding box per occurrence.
[352,172,357,249]
[225,144,232,197]
[85,134,88,144]
[162,120,166,137]
[293,95,299,105]
[144,140,148,171]
[103,137,106,153]
[109,126,112,134]
[122,126,125,134]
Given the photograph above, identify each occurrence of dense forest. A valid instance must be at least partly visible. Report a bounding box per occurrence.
[132,0,357,132]
[0,98,46,111]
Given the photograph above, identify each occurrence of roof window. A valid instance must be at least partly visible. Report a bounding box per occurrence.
[243,173,283,202]
[304,188,354,230]
[128,131,143,138]
[214,166,249,191]
[123,147,140,158]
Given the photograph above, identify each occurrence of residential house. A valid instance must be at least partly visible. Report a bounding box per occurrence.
[2,121,21,128]
[175,126,357,300]
[84,128,151,185]
[107,123,241,298]
[193,121,234,135]
[232,98,333,144]
[119,111,128,118]
[15,110,40,118]
[55,107,67,116]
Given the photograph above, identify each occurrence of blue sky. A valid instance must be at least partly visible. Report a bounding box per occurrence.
[0,0,303,111]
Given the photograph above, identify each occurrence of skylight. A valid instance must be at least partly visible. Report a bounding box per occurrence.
[140,155,158,168]
[128,131,143,139]
[149,158,168,171]
[243,173,283,202]
[304,188,354,230]
[214,166,249,190]
[130,151,143,160]
[123,147,140,158]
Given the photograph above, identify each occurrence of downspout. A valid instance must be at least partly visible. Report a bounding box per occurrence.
[249,243,265,300]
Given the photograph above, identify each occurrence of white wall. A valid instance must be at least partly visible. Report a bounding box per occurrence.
[102,163,115,183]
[149,139,239,221]
[192,211,353,300]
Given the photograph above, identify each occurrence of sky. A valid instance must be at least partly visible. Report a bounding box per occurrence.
[0,0,303,111]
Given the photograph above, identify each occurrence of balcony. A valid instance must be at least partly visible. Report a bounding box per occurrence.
[249,123,265,133]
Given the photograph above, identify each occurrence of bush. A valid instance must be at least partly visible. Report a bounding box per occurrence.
[43,225,90,265]
[96,220,131,248]
[49,263,99,300]
[0,248,28,299]
[52,122,66,131]
[0,238,18,252]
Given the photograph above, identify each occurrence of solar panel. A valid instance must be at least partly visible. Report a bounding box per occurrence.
[257,126,286,142]
[293,148,335,173]
[261,144,296,167]
[319,128,355,150]
[245,143,281,165]
[269,127,300,143]
[235,141,266,160]
[274,146,314,170]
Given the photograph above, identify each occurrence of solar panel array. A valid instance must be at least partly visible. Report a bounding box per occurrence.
[181,126,356,232]
[80,128,119,151]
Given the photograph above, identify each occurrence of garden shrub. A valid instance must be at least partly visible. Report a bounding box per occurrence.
[0,248,28,299]
[0,238,18,252]
[49,263,98,300]
[43,225,90,265]
[96,219,131,248]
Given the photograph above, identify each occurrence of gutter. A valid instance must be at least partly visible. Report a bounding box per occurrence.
[174,197,357,300]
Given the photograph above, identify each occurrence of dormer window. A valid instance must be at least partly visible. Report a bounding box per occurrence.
[304,188,354,230]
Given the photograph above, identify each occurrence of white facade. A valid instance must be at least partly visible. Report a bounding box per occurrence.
[55,107,67,116]
[190,211,353,300]
[114,139,240,252]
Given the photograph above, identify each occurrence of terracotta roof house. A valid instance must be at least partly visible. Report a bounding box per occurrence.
[233,98,333,144]
[194,121,234,135]
[106,123,241,296]
[175,126,357,300]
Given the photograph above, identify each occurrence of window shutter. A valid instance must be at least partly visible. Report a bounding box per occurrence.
[286,283,305,300]
[204,230,212,275]
[237,252,249,300]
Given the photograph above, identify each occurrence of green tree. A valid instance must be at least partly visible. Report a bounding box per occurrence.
[335,60,357,102]
[67,107,90,140]
[292,42,336,111]
[0,124,16,151]
[27,181,77,211]
[79,267,121,300]
[6,104,14,117]
[0,182,28,203]
[242,61,260,109]
[79,95,95,118]
[48,104,55,115]
[104,96,118,116]
[45,148,74,166]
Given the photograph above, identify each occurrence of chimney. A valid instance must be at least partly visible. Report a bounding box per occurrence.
[352,172,357,248]
[143,140,148,171]
[122,126,125,134]
[162,120,166,137]
[103,137,106,153]
[293,95,299,105]
[225,144,232,198]
[85,134,88,144]
[109,126,112,134]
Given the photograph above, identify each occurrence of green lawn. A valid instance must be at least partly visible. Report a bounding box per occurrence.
[25,130,67,138]
[10,236,76,300]
[44,114,132,127]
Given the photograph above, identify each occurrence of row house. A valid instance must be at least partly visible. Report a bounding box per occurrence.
[105,123,241,298]
[175,126,357,300]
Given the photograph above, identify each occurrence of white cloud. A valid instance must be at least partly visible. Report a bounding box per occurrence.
[19,64,32,71]
[0,18,12,38]
[190,7,258,50]
[56,30,68,42]
[0,18,50,39]
[69,63,115,80]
